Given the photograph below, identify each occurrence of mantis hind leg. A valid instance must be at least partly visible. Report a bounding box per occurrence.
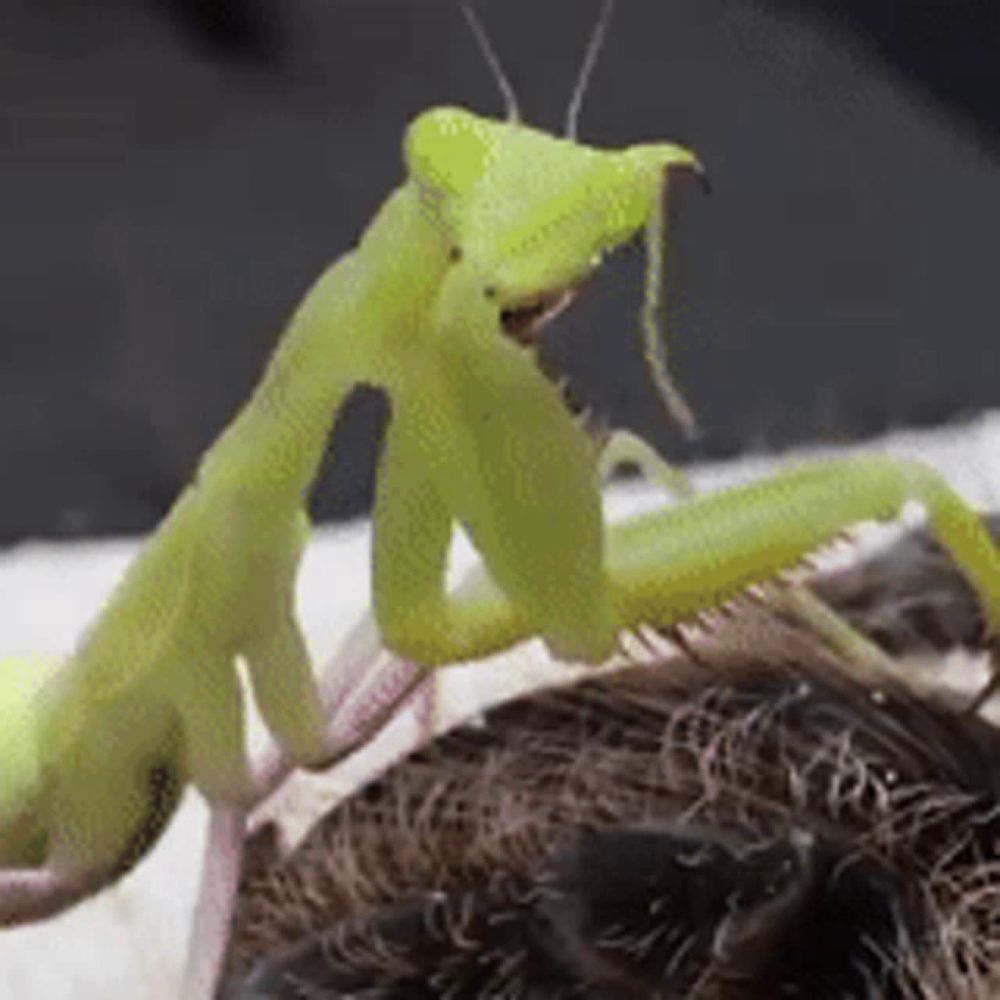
[762,580,904,689]
[0,740,149,926]
[607,455,1000,691]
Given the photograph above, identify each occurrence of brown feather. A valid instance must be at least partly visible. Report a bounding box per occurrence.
[225,518,1000,999]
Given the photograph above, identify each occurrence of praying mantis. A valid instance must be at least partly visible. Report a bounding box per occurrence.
[2,3,1000,997]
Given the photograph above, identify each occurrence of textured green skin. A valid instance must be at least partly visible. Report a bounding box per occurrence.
[3,106,1000,909]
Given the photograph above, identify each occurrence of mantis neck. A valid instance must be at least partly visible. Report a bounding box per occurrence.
[196,183,451,503]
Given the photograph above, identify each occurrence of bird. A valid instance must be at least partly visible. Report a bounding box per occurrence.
[225,518,1000,999]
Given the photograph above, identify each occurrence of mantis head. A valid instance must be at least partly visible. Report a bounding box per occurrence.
[406,105,704,431]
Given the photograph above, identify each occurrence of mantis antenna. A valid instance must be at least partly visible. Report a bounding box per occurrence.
[562,0,698,435]
[461,4,521,123]
[462,0,696,438]
[564,0,616,139]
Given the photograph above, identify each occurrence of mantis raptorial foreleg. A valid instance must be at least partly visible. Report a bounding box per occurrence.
[598,433,924,688]
[368,454,1000,672]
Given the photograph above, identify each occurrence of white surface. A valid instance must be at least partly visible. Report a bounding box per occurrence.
[0,411,999,998]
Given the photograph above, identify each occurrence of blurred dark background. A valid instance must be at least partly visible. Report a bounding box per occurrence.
[2,0,999,543]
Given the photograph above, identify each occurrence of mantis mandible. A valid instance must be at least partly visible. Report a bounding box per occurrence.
[2,3,999,996]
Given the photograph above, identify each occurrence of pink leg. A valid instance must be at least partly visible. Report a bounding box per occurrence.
[181,804,247,999]
[306,561,498,774]
[190,613,444,996]
[248,633,432,805]
[0,866,103,926]
[248,611,433,801]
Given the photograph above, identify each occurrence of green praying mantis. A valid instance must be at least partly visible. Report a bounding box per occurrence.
[2,3,1000,996]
